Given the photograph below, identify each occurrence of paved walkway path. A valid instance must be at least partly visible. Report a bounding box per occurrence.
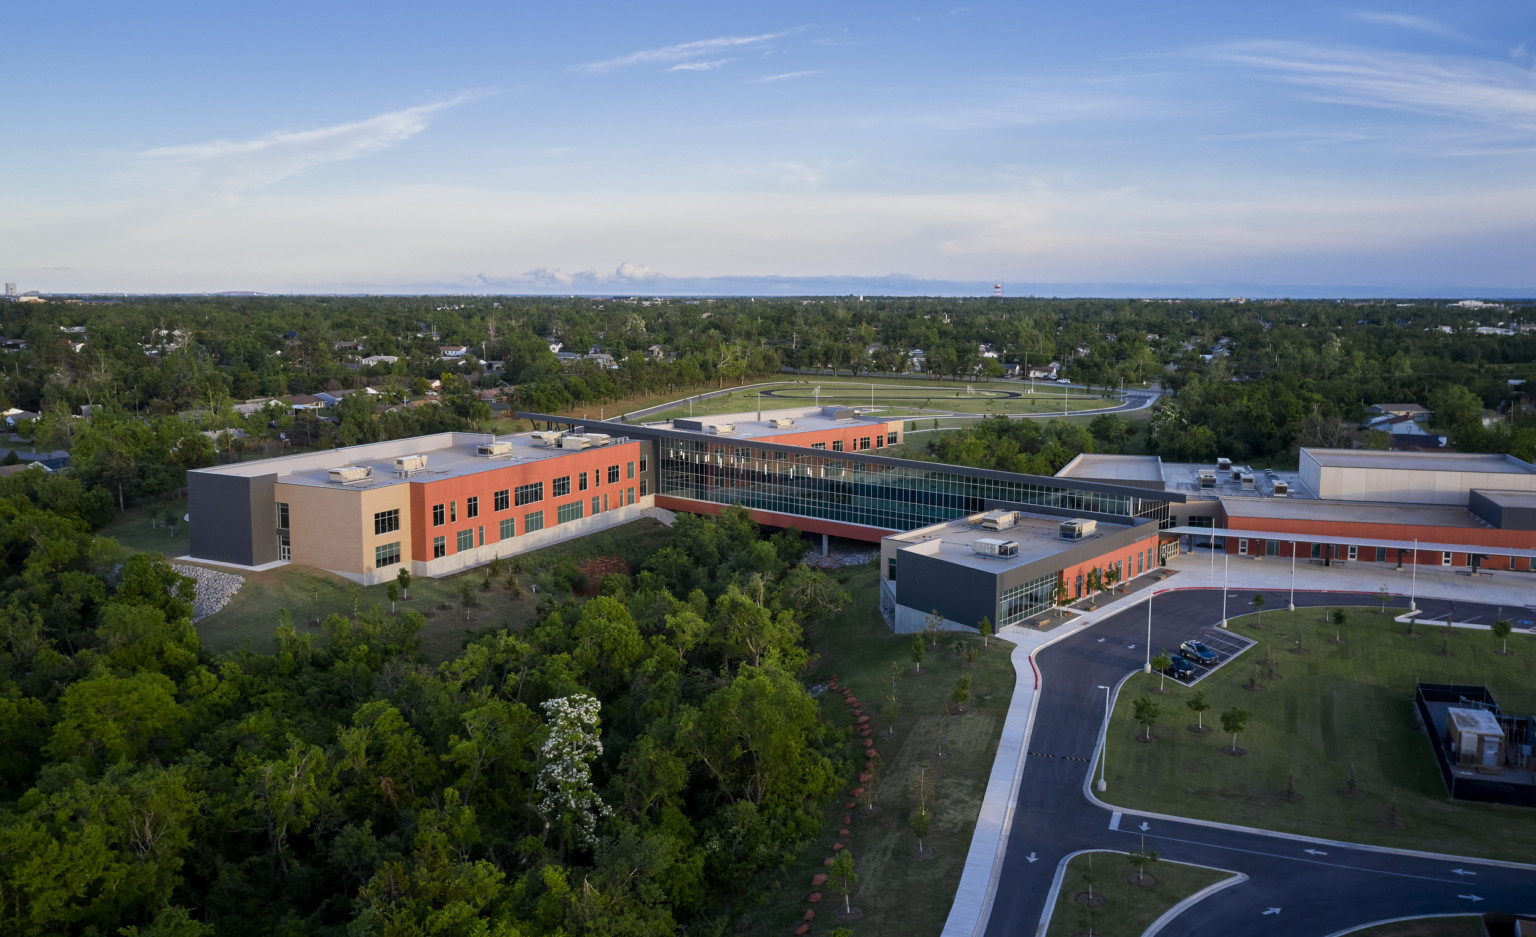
[940,558,1536,937]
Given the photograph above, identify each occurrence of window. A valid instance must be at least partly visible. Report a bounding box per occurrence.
[374,509,400,535]
[478,526,484,547]
[1266,539,1280,557]
[579,471,589,491]
[276,502,289,530]
[499,517,515,539]
[433,503,445,526]
[890,431,900,445]
[1347,545,1358,561]
[626,461,635,480]
[627,486,635,505]
[1376,546,1387,562]
[433,535,446,558]
[466,496,479,519]
[457,529,473,552]
[602,494,609,511]
[515,482,543,505]
[524,510,545,533]
[1137,552,1144,575]
[558,501,584,524]
[887,557,897,581]
[876,434,885,448]
[639,455,648,473]
[591,496,600,515]
[811,442,826,450]
[553,476,571,497]
[833,439,844,451]
[375,541,401,567]
[1238,538,1248,556]
[494,489,509,511]
[734,447,751,464]
[640,478,648,496]
[1310,543,1322,559]
[860,437,872,450]
[1442,551,1453,566]
[450,501,457,522]
[608,465,620,484]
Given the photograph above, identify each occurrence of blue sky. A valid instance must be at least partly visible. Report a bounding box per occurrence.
[3,2,1534,295]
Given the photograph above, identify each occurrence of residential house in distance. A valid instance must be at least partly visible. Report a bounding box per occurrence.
[358,355,399,368]
[438,345,469,359]
[1367,403,1432,421]
[289,395,325,411]
[334,340,364,353]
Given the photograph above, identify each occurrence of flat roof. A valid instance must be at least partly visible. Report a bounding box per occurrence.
[1471,489,1536,509]
[887,511,1132,573]
[1056,453,1164,483]
[1302,448,1536,475]
[190,431,636,490]
[644,405,897,441]
[1219,496,1481,528]
[1167,526,1536,559]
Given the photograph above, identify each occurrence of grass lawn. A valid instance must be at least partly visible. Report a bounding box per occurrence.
[1344,917,1482,937]
[102,503,675,664]
[1043,851,1236,937]
[645,380,1114,422]
[1101,608,1536,862]
[736,564,1017,937]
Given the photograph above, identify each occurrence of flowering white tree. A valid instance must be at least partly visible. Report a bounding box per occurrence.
[536,694,610,851]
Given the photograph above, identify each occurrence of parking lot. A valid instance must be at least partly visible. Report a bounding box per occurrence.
[1159,625,1256,687]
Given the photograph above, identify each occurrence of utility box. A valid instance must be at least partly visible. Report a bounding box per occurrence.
[530,431,564,447]
[971,538,1019,558]
[327,466,373,484]
[1272,480,1289,497]
[1240,473,1255,490]
[1059,518,1097,541]
[1446,707,1506,773]
[476,442,513,457]
[1197,470,1217,489]
[980,510,1019,531]
[1217,457,1232,473]
[393,455,428,476]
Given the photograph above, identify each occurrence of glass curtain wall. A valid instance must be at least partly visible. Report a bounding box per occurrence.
[999,573,1057,628]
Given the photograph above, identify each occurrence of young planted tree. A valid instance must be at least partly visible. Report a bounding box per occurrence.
[386,582,399,614]
[828,850,857,915]
[951,674,971,713]
[911,635,926,674]
[1086,567,1104,599]
[889,660,901,696]
[1378,586,1390,613]
[1132,696,1160,741]
[1151,651,1172,691]
[1126,838,1160,886]
[1250,592,1266,626]
[1220,706,1251,754]
[1493,618,1513,655]
[910,805,933,855]
[461,582,476,621]
[1186,687,1210,732]
[883,693,900,736]
[1054,577,1070,616]
[1104,564,1121,593]
[925,609,943,647]
[1332,608,1348,644]
[978,615,993,648]
[395,566,411,600]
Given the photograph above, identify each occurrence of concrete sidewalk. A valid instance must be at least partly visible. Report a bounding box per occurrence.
[937,558,1536,937]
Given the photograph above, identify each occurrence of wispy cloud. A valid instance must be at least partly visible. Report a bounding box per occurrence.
[667,59,731,72]
[751,70,815,83]
[1351,11,1473,43]
[1218,42,1536,133]
[579,32,790,75]
[136,97,468,194]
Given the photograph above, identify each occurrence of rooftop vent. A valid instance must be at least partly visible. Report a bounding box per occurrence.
[1197,469,1217,489]
[1217,457,1232,472]
[558,434,593,450]
[972,538,1020,558]
[1272,480,1289,497]
[979,509,1019,531]
[327,465,373,485]
[1240,473,1255,490]
[707,423,735,434]
[769,417,796,429]
[583,433,613,446]
[476,441,513,457]
[393,455,428,476]
[1059,518,1097,541]
[530,431,564,447]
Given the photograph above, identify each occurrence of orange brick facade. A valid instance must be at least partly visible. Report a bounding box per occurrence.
[1216,515,1535,571]
[1058,533,1165,599]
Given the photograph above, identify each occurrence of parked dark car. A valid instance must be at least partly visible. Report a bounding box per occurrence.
[1180,640,1219,665]
[1161,653,1196,679]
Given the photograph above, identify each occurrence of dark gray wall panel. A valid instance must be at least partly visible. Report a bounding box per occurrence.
[189,472,276,566]
[898,550,997,628]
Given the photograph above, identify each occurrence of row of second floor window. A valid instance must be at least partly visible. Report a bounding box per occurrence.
[425,487,642,559]
[808,432,895,452]
[428,459,643,527]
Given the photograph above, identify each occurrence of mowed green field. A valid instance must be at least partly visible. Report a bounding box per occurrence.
[738,564,1017,937]
[1044,852,1235,937]
[1101,608,1536,862]
[644,378,1116,422]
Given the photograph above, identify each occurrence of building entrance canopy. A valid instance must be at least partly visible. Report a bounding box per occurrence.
[1167,526,1536,561]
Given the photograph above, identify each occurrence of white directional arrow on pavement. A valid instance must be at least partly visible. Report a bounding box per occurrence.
[1262,908,1281,915]
[1026,852,1038,863]
[1450,869,1476,876]
[1097,637,1105,643]
[1459,895,1484,903]
[1138,822,1150,832]
[1127,644,1137,650]
[1303,848,1327,856]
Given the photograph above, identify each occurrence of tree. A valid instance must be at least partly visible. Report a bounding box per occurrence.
[1151,651,1172,690]
[889,660,901,696]
[911,635,926,674]
[395,566,411,600]
[828,850,857,915]
[536,694,610,852]
[1085,567,1104,598]
[1054,577,1070,615]
[1132,696,1160,741]
[951,675,971,713]
[1186,688,1210,731]
[386,582,399,613]
[910,805,932,853]
[1493,618,1513,655]
[1220,706,1251,753]
[1250,592,1266,626]
[1332,608,1347,643]
[1378,586,1390,613]
[1104,563,1121,593]
[883,694,900,736]
[1126,839,1160,886]
[977,615,993,648]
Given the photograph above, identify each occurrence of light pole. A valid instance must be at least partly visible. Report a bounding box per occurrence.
[1410,538,1419,612]
[1097,685,1111,792]
[1220,552,1229,628]
[1144,590,1154,673]
[1209,528,1216,582]
[1289,545,1296,611]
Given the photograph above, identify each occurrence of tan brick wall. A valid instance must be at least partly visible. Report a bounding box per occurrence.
[276,482,365,574]
[359,485,413,576]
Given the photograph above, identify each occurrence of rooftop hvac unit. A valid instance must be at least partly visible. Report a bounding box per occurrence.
[327,465,373,484]
[1240,473,1255,490]
[393,455,428,476]
[1059,518,1097,541]
[1216,457,1232,472]
[707,423,735,434]
[769,417,796,429]
[530,431,564,447]
[980,509,1019,531]
[1272,480,1289,497]
[558,434,593,450]
[476,441,513,457]
[583,433,612,446]
[972,538,1020,558]
[1197,470,1217,489]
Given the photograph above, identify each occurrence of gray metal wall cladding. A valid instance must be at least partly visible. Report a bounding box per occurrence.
[188,472,278,566]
